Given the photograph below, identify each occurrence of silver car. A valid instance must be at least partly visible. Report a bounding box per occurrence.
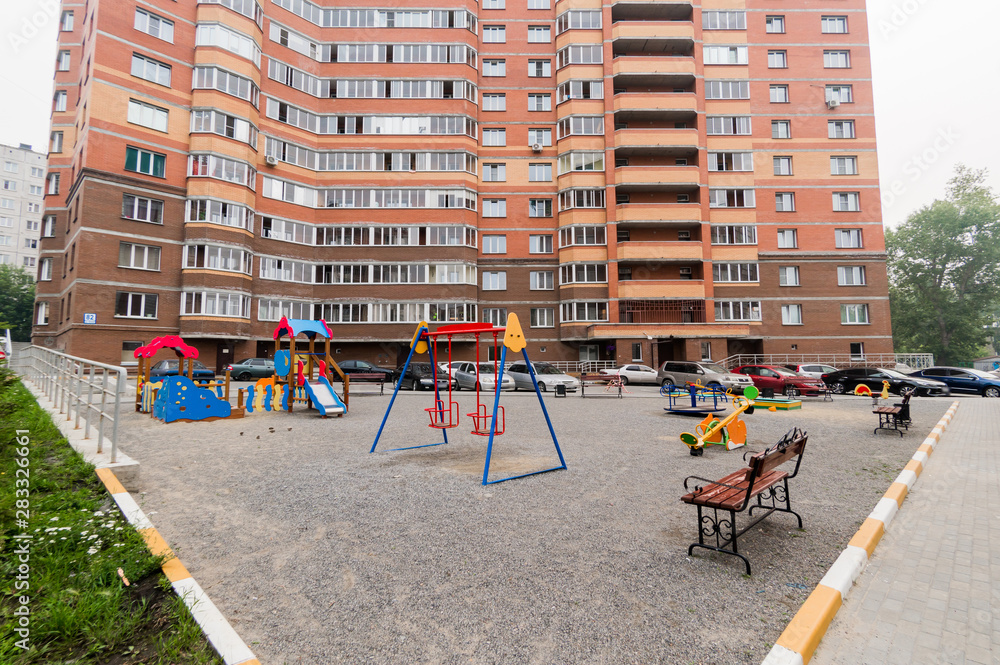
[656,360,754,392]
[506,362,580,392]
[453,362,515,391]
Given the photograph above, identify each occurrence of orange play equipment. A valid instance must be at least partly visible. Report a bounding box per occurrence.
[679,386,758,456]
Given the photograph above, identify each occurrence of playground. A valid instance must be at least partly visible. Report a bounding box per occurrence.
[116,380,955,664]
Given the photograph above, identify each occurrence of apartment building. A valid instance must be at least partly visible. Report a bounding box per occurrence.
[1,144,46,273]
[34,0,893,371]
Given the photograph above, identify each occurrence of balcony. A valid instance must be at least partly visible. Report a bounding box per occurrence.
[610,1,694,22]
[613,92,698,121]
[616,280,705,299]
[614,127,699,155]
[617,241,703,262]
[612,55,696,87]
[614,165,701,191]
[618,298,706,324]
[611,21,695,54]
[615,203,701,224]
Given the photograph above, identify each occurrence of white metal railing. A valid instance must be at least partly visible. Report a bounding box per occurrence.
[10,346,127,463]
[525,360,618,373]
[717,353,935,371]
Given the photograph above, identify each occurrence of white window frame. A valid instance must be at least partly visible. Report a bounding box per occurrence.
[837,266,866,286]
[482,234,506,254]
[778,266,800,286]
[530,307,555,328]
[822,16,849,34]
[833,192,861,212]
[781,304,803,325]
[127,99,169,133]
[770,85,789,103]
[831,156,858,175]
[529,271,553,290]
[841,304,869,325]
[767,50,787,69]
[118,242,161,271]
[835,228,863,248]
[773,156,793,176]
[483,25,506,43]
[776,228,798,249]
[829,120,856,139]
[775,192,796,212]
[824,50,851,68]
[529,234,553,254]
[134,8,174,43]
[115,292,158,319]
[482,271,507,290]
[765,16,785,33]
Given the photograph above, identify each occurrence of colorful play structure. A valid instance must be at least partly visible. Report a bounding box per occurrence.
[662,382,729,415]
[371,313,566,485]
[679,386,759,456]
[853,380,891,401]
[134,336,243,423]
[750,394,802,411]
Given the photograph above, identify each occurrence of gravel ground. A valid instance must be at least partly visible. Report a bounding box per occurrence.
[120,384,954,665]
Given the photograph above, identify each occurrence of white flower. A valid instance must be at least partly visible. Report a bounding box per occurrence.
[50,517,59,521]
[86,547,98,555]
[94,511,104,517]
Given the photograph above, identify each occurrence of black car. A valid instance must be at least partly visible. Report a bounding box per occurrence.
[337,360,395,381]
[149,359,216,381]
[394,362,457,391]
[908,366,1000,398]
[821,367,950,397]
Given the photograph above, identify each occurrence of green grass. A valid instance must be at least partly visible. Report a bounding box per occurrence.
[0,369,224,664]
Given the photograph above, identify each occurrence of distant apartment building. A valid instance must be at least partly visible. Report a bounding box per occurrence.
[0,144,46,274]
[34,0,893,371]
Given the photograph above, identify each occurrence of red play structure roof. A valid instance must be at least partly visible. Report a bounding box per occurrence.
[133,336,199,359]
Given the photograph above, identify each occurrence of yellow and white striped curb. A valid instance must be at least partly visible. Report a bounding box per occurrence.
[762,401,960,665]
[95,468,260,665]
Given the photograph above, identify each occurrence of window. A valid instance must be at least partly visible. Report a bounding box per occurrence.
[131,54,171,86]
[826,85,854,103]
[838,266,866,285]
[529,235,553,254]
[702,11,746,30]
[833,192,861,212]
[558,116,604,138]
[190,200,252,230]
[529,163,552,182]
[2,162,15,173]
[530,308,555,328]
[558,189,605,210]
[775,229,799,249]
[31,167,43,178]
[483,128,506,146]
[39,258,53,281]
[482,59,506,76]
[481,308,507,326]
[708,152,753,172]
[529,271,553,290]
[558,151,603,174]
[781,305,803,325]
[2,180,15,191]
[42,216,56,237]
[557,45,603,68]
[712,263,758,283]
[779,266,800,286]
[54,91,67,113]
[528,60,551,77]
[482,199,506,217]
[527,128,552,147]
[0,198,12,210]
[561,302,608,322]
[773,156,793,176]
[483,271,507,290]
[768,51,787,68]
[559,225,606,247]
[483,25,506,43]
[127,99,169,132]
[57,50,71,71]
[191,110,258,147]
[27,201,42,211]
[115,292,158,319]
[189,154,256,188]
[841,304,869,324]
[483,163,506,182]
[711,225,757,245]
[182,291,250,318]
[134,8,174,43]
[824,50,851,68]
[835,228,863,248]
[36,302,49,325]
[483,0,504,7]
[118,242,161,270]
[561,263,608,285]
[24,239,38,249]
[0,217,9,227]
[831,156,858,175]
[483,94,506,111]
[708,189,755,208]
[705,80,750,100]
[703,46,748,65]
[770,85,789,103]
[765,16,785,33]
[528,93,552,112]
[829,121,856,140]
[47,173,60,195]
[482,235,506,254]
[528,199,552,217]
[61,10,74,31]
[772,120,791,139]
[822,16,849,34]
[707,116,752,136]
[714,301,760,321]
[528,0,550,8]
[124,147,166,177]
[775,192,796,212]
[25,218,39,229]
[196,24,260,65]
[193,66,260,106]
[528,26,550,42]
[122,194,164,224]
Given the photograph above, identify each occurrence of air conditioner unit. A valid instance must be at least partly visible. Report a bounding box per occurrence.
[531,143,543,152]
[826,98,841,109]
[265,155,279,166]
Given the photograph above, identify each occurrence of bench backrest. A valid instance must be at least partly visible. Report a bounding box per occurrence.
[748,430,807,480]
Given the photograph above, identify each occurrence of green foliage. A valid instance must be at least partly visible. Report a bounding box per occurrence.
[0,265,35,342]
[887,166,1000,365]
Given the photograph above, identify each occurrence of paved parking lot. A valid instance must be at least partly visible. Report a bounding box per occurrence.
[121,385,954,664]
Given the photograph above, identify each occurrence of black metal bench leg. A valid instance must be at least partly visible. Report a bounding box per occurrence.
[687,506,752,575]
[750,479,803,528]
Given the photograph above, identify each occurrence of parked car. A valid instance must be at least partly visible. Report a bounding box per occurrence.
[394,362,457,391]
[821,367,950,397]
[225,358,275,381]
[149,359,215,381]
[656,360,755,392]
[337,359,395,381]
[598,364,660,385]
[732,364,828,396]
[506,362,580,392]
[453,362,515,391]
[908,366,1000,398]
[783,363,840,380]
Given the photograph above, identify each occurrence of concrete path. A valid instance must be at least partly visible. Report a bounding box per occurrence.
[810,399,1000,665]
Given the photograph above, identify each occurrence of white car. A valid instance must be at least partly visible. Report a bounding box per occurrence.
[453,362,515,391]
[506,362,580,392]
[599,364,659,385]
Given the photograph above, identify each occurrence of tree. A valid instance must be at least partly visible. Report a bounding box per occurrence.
[0,265,36,342]
[886,166,1000,365]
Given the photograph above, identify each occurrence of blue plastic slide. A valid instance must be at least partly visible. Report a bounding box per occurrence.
[301,376,346,416]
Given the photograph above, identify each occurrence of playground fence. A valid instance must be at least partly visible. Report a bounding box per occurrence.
[10,345,127,463]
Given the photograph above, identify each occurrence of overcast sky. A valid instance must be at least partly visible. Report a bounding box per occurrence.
[1,0,996,228]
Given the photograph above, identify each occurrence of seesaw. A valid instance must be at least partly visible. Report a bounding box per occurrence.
[679,386,758,456]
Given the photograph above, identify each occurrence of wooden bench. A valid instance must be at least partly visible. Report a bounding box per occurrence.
[579,373,622,398]
[680,428,808,574]
[873,389,913,436]
[345,372,386,396]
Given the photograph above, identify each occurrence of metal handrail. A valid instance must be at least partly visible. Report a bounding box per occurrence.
[9,346,127,463]
[716,353,935,371]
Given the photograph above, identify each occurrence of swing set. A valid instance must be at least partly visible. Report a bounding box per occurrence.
[371,313,566,485]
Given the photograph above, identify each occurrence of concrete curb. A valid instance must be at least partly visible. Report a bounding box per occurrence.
[94,467,260,665]
[761,401,960,665]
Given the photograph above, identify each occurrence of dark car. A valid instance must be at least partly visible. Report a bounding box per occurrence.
[732,364,828,396]
[821,367,950,397]
[908,367,1000,398]
[149,359,216,381]
[337,360,395,381]
[226,358,275,381]
[394,362,457,391]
